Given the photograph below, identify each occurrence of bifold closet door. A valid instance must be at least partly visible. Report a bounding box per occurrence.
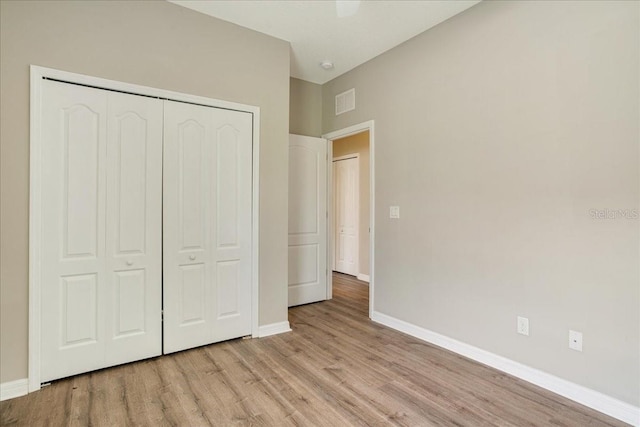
[163,100,253,354]
[40,80,162,382]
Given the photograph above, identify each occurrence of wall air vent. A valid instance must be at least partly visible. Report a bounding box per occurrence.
[335,88,355,116]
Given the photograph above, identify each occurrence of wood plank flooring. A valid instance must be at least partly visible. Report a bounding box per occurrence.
[1,273,628,426]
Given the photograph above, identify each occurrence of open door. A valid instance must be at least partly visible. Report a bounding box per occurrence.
[288,134,328,307]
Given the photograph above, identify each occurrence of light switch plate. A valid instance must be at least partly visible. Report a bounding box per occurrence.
[390,206,400,219]
[517,316,529,336]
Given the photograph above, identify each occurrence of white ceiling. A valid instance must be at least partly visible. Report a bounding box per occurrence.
[170,1,480,85]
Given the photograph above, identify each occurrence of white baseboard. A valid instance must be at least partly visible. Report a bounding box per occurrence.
[371,311,640,427]
[357,274,370,283]
[257,321,292,338]
[0,378,29,401]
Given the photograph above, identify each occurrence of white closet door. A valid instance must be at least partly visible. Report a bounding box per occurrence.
[104,91,163,365]
[163,101,252,354]
[288,134,327,307]
[334,157,359,276]
[40,80,162,382]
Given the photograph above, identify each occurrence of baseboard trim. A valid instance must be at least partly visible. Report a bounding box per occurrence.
[371,311,640,426]
[0,378,29,401]
[357,274,370,283]
[257,321,292,338]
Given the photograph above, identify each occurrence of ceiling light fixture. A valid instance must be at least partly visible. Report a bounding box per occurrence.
[320,61,335,70]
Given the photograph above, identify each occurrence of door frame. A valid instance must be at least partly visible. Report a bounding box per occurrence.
[28,65,261,392]
[331,154,359,275]
[322,120,375,318]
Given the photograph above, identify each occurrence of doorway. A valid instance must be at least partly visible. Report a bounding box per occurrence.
[323,121,375,318]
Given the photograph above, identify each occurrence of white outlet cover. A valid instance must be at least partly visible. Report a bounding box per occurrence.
[517,316,529,336]
[390,206,400,219]
[569,330,583,352]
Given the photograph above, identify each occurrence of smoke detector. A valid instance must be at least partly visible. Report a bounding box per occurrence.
[320,61,334,70]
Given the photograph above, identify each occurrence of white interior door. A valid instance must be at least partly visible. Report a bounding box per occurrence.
[40,80,162,382]
[334,157,359,276]
[163,100,252,354]
[288,134,327,307]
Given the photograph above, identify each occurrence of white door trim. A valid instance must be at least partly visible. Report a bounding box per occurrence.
[29,65,261,392]
[322,120,375,318]
[332,154,360,276]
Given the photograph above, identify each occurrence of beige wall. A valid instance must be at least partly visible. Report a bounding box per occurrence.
[290,77,322,137]
[323,1,639,405]
[333,131,370,277]
[0,0,290,383]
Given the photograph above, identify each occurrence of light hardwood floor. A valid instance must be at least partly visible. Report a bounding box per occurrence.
[1,273,628,426]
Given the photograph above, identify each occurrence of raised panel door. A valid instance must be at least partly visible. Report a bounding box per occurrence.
[288,134,328,307]
[163,101,252,353]
[40,81,162,382]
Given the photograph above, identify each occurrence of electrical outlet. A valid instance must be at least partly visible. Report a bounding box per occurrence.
[390,206,400,219]
[569,330,583,352]
[517,316,529,336]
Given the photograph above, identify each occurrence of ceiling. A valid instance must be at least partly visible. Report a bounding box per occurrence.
[170,1,480,85]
